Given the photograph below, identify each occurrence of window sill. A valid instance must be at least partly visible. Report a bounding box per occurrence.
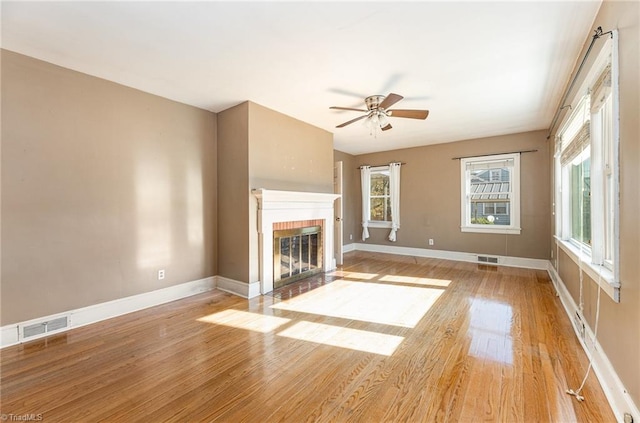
[554,236,620,302]
[461,225,521,235]
[367,221,393,229]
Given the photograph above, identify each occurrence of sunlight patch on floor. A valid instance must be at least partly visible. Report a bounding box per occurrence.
[198,309,290,333]
[379,275,452,287]
[271,279,444,328]
[277,321,404,356]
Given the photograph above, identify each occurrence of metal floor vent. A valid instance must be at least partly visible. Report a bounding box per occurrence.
[477,255,499,264]
[21,316,70,341]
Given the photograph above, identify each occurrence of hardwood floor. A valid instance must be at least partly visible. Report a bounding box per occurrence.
[0,251,615,422]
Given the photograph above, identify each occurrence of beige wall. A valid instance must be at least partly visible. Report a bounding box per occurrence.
[1,50,218,324]
[248,102,334,193]
[550,0,640,407]
[353,130,550,259]
[217,101,334,284]
[216,102,250,283]
[334,150,359,247]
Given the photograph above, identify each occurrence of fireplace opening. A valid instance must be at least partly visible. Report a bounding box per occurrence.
[273,225,323,289]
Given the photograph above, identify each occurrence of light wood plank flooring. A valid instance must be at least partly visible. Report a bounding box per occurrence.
[0,251,615,422]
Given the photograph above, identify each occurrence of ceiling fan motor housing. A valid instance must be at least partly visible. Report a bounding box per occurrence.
[365,95,386,111]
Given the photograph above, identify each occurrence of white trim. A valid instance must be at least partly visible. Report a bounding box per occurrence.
[460,226,522,235]
[460,153,521,235]
[1,325,19,348]
[555,236,620,302]
[1,277,216,349]
[343,243,356,253]
[547,263,639,423]
[253,189,340,295]
[610,29,621,289]
[216,276,261,299]
[367,221,392,229]
[352,243,548,270]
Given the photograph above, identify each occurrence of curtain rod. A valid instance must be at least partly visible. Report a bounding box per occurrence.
[546,26,613,140]
[451,149,537,160]
[357,162,406,169]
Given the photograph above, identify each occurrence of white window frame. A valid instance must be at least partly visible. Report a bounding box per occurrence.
[367,165,392,229]
[460,153,521,235]
[554,33,620,302]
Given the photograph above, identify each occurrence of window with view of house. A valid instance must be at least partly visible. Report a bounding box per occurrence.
[461,153,521,234]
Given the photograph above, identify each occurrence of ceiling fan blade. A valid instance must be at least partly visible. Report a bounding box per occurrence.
[330,106,368,112]
[379,93,404,110]
[336,114,368,128]
[381,123,393,131]
[388,109,429,120]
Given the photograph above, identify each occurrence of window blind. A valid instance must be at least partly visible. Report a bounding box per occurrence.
[466,158,513,171]
[560,121,590,165]
[559,94,591,166]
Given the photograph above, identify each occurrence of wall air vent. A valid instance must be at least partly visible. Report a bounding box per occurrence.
[477,255,499,264]
[20,316,70,341]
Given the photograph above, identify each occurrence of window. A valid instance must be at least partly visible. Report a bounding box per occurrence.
[369,167,391,223]
[461,153,520,234]
[554,34,619,300]
[360,163,402,241]
[569,147,591,246]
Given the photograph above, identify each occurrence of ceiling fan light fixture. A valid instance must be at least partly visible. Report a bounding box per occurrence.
[362,113,373,128]
[378,112,389,127]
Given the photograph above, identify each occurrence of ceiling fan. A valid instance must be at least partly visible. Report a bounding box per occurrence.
[330,93,429,132]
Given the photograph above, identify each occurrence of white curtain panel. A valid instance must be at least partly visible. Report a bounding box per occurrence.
[360,166,371,241]
[388,162,401,241]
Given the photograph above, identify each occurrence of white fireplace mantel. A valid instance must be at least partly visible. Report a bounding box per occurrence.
[253,189,340,294]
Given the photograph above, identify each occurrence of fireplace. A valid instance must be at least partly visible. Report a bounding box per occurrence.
[273,222,323,288]
[253,189,340,294]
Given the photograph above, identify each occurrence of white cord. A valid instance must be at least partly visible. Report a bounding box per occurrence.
[567,271,603,402]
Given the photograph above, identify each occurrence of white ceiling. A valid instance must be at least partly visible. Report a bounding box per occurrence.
[1,1,601,155]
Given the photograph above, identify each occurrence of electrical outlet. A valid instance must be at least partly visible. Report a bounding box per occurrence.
[350,234,353,240]
[158,269,165,280]
[428,239,434,246]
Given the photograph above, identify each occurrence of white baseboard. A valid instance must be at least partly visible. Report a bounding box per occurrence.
[352,243,549,270]
[1,325,19,348]
[216,276,261,299]
[343,243,356,253]
[547,264,639,423]
[1,276,216,349]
